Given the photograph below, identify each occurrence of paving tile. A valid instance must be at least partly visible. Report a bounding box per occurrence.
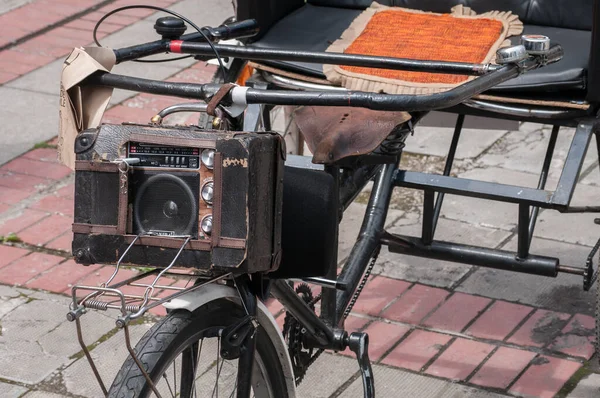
[0,381,28,397]
[25,259,100,293]
[55,182,74,199]
[18,213,72,246]
[0,209,49,236]
[567,373,600,398]
[0,171,50,194]
[265,297,283,317]
[507,309,571,348]
[0,245,30,268]
[29,193,74,216]
[77,265,138,289]
[381,329,452,371]
[457,238,595,316]
[425,338,495,381]
[0,50,55,67]
[469,346,536,389]
[509,356,581,398]
[374,218,508,288]
[362,321,410,361]
[381,284,449,324]
[351,276,411,316]
[344,314,370,332]
[1,157,71,180]
[343,363,511,397]
[45,231,72,252]
[422,292,491,332]
[549,314,595,359]
[0,71,19,84]
[466,300,533,341]
[0,60,38,76]
[0,251,64,285]
[0,203,9,214]
[0,186,30,205]
[295,353,357,398]
[22,147,59,163]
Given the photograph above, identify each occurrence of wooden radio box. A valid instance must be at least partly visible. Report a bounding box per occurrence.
[72,124,284,274]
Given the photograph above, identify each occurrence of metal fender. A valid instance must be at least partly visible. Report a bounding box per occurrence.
[163,283,296,397]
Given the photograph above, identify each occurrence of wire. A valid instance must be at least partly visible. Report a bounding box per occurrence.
[93,5,227,82]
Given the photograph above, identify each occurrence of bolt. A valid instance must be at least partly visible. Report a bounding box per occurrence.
[232,333,238,340]
[80,137,89,146]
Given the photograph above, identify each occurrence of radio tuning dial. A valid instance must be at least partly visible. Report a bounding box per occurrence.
[201,181,214,204]
[201,215,213,235]
[202,149,215,169]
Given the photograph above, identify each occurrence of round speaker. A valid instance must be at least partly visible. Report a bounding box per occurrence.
[133,173,198,236]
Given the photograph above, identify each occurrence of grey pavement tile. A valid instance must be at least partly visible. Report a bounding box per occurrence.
[567,373,600,398]
[0,341,64,384]
[0,285,23,299]
[0,381,28,398]
[22,391,65,398]
[63,323,152,397]
[338,202,404,263]
[0,296,27,319]
[405,124,507,159]
[6,58,63,96]
[442,167,555,230]
[0,0,33,13]
[0,87,58,165]
[477,126,595,182]
[375,218,510,288]
[457,237,594,315]
[340,364,510,397]
[0,298,66,342]
[296,353,357,398]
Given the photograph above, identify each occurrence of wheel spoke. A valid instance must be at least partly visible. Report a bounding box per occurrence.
[161,372,176,398]
[180,339,201,398]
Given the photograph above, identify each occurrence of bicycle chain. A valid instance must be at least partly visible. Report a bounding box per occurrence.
[343,245,381,320]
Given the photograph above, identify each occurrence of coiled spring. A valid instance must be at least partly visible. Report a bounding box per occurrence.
[376,122,413,156]
[83,300,109,311]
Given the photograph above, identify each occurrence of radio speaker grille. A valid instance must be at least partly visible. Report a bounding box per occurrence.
[131,171,200,237]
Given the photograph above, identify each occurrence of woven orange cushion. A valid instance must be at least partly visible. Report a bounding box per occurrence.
[340,10,504,85]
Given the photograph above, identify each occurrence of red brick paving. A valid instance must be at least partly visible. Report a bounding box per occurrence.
[0,209,49,236]
[0,245,30,268]
[0,204,9,214]
[422,292,491,332]
[509,356,581,398]
[18,213,72,246]
[30,194,74,216]
[45,231,72,252]
[359,321,410,361]
[425,338,495,381]
[0,251,64,285]
[0,171,50,194]
[549,314,595,359]
[507,309,571,348]
[77,265,138,288]
[469,346,536,389]
[0,186,31,205]
[351,276,411,316]
[381,284,449,324]
[381,329,452,372]
[22,147,60,162]
[466,300,533,341]
[1,157,71,180]
[25,259,100,293]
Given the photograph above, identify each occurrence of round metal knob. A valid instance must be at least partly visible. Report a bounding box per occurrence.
[495,45,528,65]
[201,215,213,235]
[520,34,551,55]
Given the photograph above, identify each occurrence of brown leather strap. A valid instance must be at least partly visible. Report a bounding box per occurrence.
[206,83,236,116]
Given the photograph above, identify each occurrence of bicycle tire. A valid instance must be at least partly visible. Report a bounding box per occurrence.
[108,299,289,398]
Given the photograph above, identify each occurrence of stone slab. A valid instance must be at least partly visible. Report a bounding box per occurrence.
[0,87,58,165]
[22,391,65,398]
[296,353,357,398]
[0,381,28,398]
[567,373,600,398]
[341,363,510,397]
[457,237,595,315]
[374,217,509,288]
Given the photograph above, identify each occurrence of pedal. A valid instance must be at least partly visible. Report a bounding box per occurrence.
[346,332,375,398]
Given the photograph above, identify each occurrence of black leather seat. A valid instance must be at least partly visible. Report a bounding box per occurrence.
[242,1,594,97]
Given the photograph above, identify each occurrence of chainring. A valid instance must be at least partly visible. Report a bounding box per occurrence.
[282,283,317,385]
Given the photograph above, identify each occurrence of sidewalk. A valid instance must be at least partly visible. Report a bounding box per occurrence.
[0,1,599,397]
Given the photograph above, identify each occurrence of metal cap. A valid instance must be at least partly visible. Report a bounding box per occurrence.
[521,34,551,55]
[496,45,528,65]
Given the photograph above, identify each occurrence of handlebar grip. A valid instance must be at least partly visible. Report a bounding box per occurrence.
[209,19,259,41]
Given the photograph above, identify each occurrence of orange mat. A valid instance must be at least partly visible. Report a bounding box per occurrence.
[324,3,523,94]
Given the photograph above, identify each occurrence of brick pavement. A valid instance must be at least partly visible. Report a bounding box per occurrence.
[0,0,599,397]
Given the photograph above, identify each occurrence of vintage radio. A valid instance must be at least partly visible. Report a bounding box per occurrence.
[72,124,284,274]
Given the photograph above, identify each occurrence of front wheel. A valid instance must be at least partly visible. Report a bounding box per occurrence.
[108,299,289,398]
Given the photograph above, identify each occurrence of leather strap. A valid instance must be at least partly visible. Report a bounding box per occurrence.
[206,83,236,116]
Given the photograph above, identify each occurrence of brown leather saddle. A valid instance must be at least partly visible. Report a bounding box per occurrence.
[293,106,411,164]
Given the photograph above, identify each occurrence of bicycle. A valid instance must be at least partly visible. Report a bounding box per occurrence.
[65,3,600,398]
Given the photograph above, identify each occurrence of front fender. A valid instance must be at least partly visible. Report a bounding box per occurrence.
[163,283,296,398]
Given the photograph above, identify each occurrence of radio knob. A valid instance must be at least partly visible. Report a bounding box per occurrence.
[201,149,215,169]
[201,215,213,235]
[201,181,214,204]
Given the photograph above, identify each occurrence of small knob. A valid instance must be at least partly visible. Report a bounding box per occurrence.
[496,45,528,65]
[521,34,551,55]
[154,17,187,39]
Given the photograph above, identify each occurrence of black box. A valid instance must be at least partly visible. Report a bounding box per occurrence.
[72,124,284,274]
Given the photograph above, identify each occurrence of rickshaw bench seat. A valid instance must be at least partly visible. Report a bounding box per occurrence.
[250,4,591,98]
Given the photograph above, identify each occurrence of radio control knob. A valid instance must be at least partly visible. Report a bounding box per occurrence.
[201,215,213,235]
[201,181,214,204]
[201,149,215,169]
